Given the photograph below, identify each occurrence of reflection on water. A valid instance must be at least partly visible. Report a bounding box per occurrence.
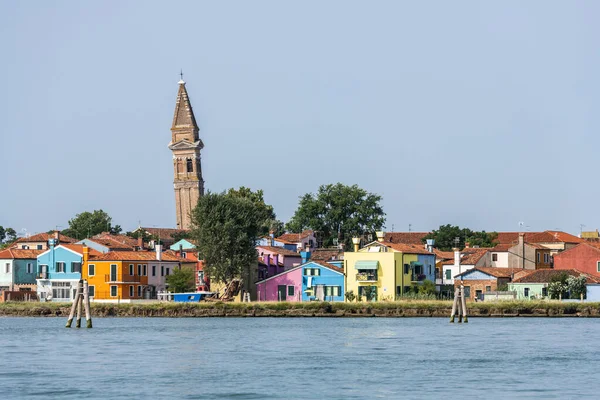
[1,317,599,399]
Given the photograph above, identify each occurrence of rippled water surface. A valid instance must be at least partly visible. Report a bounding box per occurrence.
[1,317,599,399]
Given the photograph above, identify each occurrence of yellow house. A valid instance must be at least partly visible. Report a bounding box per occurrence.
[344,241,436,301]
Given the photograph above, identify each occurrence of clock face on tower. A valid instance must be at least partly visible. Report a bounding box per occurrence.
[168,80,204,230]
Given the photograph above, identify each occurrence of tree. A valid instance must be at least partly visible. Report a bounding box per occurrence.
[227,187,277,237]
[286,183,385,249]
[166,267,196,293]
[62,210,122,240]
[549,272,569,299]
[190,189,270,285]
[423,225,498,251]
[418,279,436,295]
[0,226,17,247]
[567,275,586,299]
[170,230,191,243]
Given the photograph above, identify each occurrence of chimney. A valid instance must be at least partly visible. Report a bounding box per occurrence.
[155,244,162,261]
[138,235,144,251]
[269,231,275,247]
[54,230,60,243]
[273,254,279,267]
[454,247,461,268]
[301,250,311,264]
[352,237,360,252]
[179,244,184,257]
[376,231,385,242]
[465,242,470,249]
[426,239,435,253]
[83,246,89,264]
[518,233,525,246]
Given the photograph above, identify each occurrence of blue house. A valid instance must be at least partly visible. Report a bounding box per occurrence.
[169,239,197,251]
[0,248,42,291]
[36,241,94,301]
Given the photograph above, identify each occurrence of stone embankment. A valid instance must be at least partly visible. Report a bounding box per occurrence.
[2,300,600,317]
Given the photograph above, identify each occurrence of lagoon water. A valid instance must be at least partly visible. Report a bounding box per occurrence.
[1,317,599,399]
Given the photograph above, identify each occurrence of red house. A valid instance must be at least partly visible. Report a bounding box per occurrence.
[553,243,600,277]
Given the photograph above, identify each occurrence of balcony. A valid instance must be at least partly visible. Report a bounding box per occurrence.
[105,274,141,284]
[356,272,378,282]
[411,273,426,282]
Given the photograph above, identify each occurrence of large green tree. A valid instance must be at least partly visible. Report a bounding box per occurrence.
[190,189,270,285]
[226,187,278,237]
[62,210,122,240]
[423,224,498,251]
[286,183,386,249]
[166,266,196,293]
[0,226,17,248]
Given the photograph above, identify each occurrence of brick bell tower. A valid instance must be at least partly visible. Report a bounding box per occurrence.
[168,77,204,230]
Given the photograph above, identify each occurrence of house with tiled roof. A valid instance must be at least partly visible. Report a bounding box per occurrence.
[344,238,436,301]
[0,248,43,292]
[454,267,521,301]
[134,227,189,248]
[489,243,511,268]
[12,231,77,250]
[383,232,430,245]
[507,234,552,270]
[508,269,600,300]
[553,242,600,278]
[495,231,583,254]
[36,242,102,301]
[439,248,491,285]
[276,230,316,251]
[256,259,344,302]
[83,245,184,301]
[256,245,303,279]
[77,232,140,253]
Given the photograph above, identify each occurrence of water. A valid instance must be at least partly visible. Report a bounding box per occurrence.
[1,317,599,399]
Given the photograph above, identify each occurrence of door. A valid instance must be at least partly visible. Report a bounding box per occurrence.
[277,285,286,301]
[110,264,118,282]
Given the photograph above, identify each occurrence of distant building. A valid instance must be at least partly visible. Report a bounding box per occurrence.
[454,267,519,301]
[276,231,317,252]
[0,249,42,291]
[507,234,552,269]
[508,269,600,300]
[12,231,76,250]
[553,243,600,277]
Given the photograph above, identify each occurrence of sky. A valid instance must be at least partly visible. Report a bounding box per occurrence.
[1,1,599,237]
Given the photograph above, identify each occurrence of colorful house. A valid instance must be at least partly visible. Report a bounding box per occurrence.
[495,231,583,255]
[344,240,436,301]
[36,242,101,301]
[255,260,345,302]
[0,249,42,291]
[508,269,600,300]
[553,243,600,277]
[276,230,317,252]
[454,267,519,301]
[83,245,182,301]
[507,234,552,269]
[439,248,490,285]
[164,248,209,292]
[169,239,197,251]
[77,232,139,253]
[256,246,303,279]
[12,231,76,250]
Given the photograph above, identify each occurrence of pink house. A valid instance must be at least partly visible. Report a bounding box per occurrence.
[256,246,302,272]
[256,267,302,302]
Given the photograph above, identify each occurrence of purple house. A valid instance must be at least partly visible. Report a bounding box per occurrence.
[256,246,302,277]
[256,267,303,302]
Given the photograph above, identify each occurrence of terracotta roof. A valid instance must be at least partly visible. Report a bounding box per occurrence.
[441,249,489,265]
[384,232,429,245]
[553,242,600,259]
[163,249,199,262]
[0,249,43,259]
[376,241,433,255]
[257,246,302,257]
[91,250,182,262]
[12,231,77,244]
[139,227,189,242]
[276,230,314,244]
[91,233,138,248]
[433,249,454,260]
[496,231,584,245]
[86,237,136,250]
[311,248,344,261]
[457,267,520,279]
[512,269,600,284]
[490,243,512,252]
[62,245,102,257]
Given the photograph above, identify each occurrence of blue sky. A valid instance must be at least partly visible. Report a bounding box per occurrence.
[1,1,598,236]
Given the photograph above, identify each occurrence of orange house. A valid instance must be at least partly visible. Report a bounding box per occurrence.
[83,247,157,301]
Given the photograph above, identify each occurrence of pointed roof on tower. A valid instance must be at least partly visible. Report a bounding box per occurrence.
[171,79,199,132]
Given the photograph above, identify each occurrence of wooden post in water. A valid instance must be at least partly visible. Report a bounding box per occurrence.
[84,281,92,328]
[66,279,83,328]
[460,285,468,323]
[75,287,83,328]
[450,287,459,323]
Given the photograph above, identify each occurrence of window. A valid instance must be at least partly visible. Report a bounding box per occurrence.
[325,286,341,297]
[137,264,142,276]
[88,285,95,297]
[404,264,410,274]
[597,261,600,273]
[137,286,142,297]
[143,265,147,276]
[21,245,29,249]
[475,290,482,300]
[129,264,134,276]
[71,262,81,273]
[161,266,164,276]
[5,263,10,273]
[56,262,65,273]
[37,244,43,250]
[198,271,205,285]
[463,286,471,298]
[110,264,118,281]
[27,263,33,274]
[485,286,491,292]
[537,253,540,263]
[110,286,117,297]
[129,286,134,297]
[88,264,95,276]
[166,268,170,276]
[152,265,156,276]
[492,253,498,262]
[303,268,320,276]
[181,252,187,258]
[186,158,193,172]
[542,287,548,297]
[524,288,530,297]
[287,286,295,297]
[51,282,71,299]
[445,269,451,280]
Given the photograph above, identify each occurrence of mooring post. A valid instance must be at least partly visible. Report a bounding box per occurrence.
[83,280,92,328]
[460,285,468,323]
[450,287,459,323]
[66,279,83,328]
[75,281,83,328]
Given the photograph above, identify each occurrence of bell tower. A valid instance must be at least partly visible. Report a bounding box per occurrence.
[168,78,204,230]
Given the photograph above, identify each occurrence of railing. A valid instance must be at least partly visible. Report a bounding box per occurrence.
[411,273,426,282]
[104,274,140,283]
[356,272,378,282]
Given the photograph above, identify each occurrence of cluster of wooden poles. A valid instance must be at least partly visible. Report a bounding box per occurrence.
[449,285,468,323]
[65,279,92,329]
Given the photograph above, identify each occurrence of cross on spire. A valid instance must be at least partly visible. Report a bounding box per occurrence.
[178,69,185,84]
